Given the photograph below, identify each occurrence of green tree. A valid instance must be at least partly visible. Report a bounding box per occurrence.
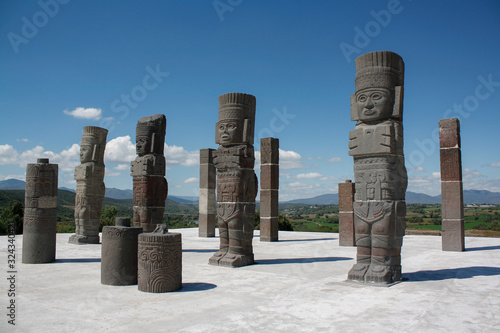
[100,206,118,231]
[0,200,24,235]
[278,214,293,231]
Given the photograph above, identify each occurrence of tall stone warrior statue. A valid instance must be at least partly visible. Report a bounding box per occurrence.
[131,114,168,233]
[69,126,108,244]
[347,51,407,284]
[209,93,258,267]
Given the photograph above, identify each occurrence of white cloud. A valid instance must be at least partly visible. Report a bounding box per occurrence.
[490,162,500,168]
[409,166,425,172]
[114,164,129,170]
[16,144,80,172]
[184,177,198,184]
[431,172,441,179]
[105,136,136,163]
[463,168,483,179]
[105,168,120,177]
[320,176,340,181]
[63,107,102,120]
[328,157,343,163]
[295,172,322,179]
[1,174,25,181]
[464,177,500,193]
[0,145,20,164]
[17,138,28,142]
[279,149,303,169]
[165,144,199,167]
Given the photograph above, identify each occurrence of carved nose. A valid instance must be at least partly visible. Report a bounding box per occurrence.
[365,99,374,108]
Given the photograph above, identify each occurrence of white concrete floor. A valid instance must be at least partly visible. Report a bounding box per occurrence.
[1,229,499,332]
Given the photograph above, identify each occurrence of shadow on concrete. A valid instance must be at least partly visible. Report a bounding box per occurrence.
[404,266,500,282]
[465,245,500,252]
[256,257,352,265]
[183,249,218,253]
[277,238,336,242]
[179,283,217,292]
[54,258,101,263]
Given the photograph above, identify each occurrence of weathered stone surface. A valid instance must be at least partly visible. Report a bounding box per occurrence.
[260,164,279,189]
[131,115,168,233]
[138,225,182,293]
[347,51,407,285]
[338,180,355,247]
[209,93,257,267]
[115,217,131,227]
[23,158,58,264]
[440,118,465,252]
[442,219,465,251]
[199,149,216,238]
[260,137,279,164]
[69,126,108,245]
[259,190,279,218]
[101,226,142,285]
[260,217,278,242]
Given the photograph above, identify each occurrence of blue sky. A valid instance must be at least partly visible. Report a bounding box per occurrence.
[1,0,499,201]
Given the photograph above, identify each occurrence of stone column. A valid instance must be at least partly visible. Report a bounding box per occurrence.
[115,217,131,227]
[131,114,168,233]
[199,148,216,237]
[23,158,58,264]
[347,51,407,285]
[338,180,355,246]
[439,118,465,252]
[101,226,143,285]
[69,126,108,244]
[138,225,182,293]
[209,92,258,267]
[260,137,279,242]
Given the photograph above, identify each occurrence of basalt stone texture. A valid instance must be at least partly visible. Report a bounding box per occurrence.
[115,217,131,227]
[101,226,143,286]
[338,180,355,246]
[209,93,258,267]
[131,114,168,233]
[138,225,182,293]
[260,137,279,242]
[199,148,216,237]
[69,126,108,245]
[440,118,465,252]
[347,51,407,285]
[22,158,58,264]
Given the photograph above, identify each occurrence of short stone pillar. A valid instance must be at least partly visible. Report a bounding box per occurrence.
[101,226,143,285]
[138,225,182,293]
[199,148,216,237]
[260,137,279,242]
[23,158,58,264]
[338,180,355,246]
[439,118,465,252]
[115,217,131,227]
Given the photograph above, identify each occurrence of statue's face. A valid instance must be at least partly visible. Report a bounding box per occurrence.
[80,145,93,163]
[356,88,393,122]
[218,121,242,144]
[136,136,151,156]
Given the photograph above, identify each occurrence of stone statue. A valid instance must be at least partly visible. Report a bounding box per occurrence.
[131,114,168,233]
[347,51,407,284]
[69,126,108,244]
[23,158,58,263]
[209,92,258,267]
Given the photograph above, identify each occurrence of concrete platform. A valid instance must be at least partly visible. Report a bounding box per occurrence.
[1,229,499,332]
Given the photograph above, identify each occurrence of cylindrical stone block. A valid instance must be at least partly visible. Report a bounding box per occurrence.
[101,226,143,285]
[138,232,182,293]
[22,158,58,264]
[115,217,131,227]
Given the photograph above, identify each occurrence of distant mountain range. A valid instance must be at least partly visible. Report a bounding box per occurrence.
[2,179,499,205]
[0,179,198,204]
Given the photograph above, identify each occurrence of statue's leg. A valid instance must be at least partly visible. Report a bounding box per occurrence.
[347,216,371,282]
[209,204,230,265]
[219,204,254,267]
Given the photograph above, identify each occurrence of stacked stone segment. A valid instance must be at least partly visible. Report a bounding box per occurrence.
[101,226,143,285]
[22,158,58,264]
[260,137,279,242]
[338,180,355,246]
[199,149,216,237]
[138,225,182,293]
[439,118,465,252]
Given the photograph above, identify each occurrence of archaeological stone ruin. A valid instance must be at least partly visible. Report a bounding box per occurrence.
[69,126,108,244]
[347,51,407,284]
[131,114,168,233]
[209,92,258,267]
[260,137,279,242]
[338,180,355,246]
[198,148,216,237]
[439,118,465,251]
[22,158,58,264]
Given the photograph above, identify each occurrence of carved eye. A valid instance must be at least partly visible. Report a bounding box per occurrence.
[358,95,367,102]
[371,93,382,100]
[219,125,224,130]
[227,123,235,129]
